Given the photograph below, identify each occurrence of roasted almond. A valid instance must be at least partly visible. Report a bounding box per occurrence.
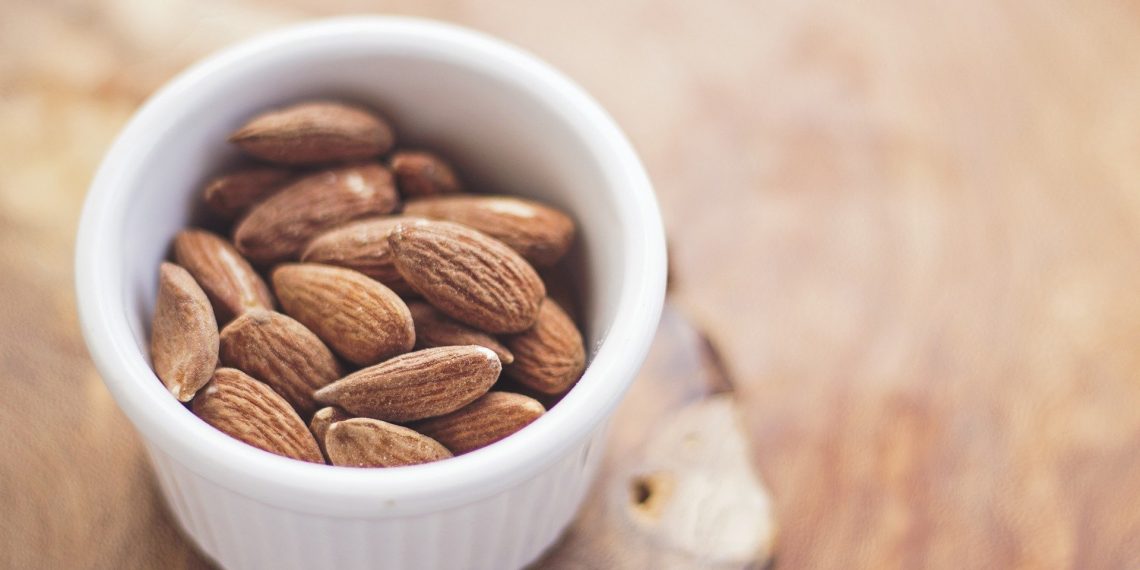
[191,368,323,463]
[408,301,513,364]
[314,346,501,422]
[272,263,414,366]
[389,220,545,334]
[390,151,463,198]
[202,166,294,221]
[490,376,567,411]
[504,299,586,394]
[151,262,218,402]
[325,418,452,468]
[228,101,395,165]
[219,309,343,416]
[300,216,421,296]
[173,229,274,323]
[403,195,575,267]
[233,163,399,264]
[411,392,544,454]
[310,406,351,459]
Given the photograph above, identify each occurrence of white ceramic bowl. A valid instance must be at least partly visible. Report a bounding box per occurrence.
[75,16,665,570]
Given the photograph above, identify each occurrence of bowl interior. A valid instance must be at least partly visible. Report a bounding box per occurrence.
[124,45,621,358]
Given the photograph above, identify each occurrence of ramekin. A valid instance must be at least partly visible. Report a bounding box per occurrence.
[75,16,665,570]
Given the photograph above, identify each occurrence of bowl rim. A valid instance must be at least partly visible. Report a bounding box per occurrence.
[75,16,666,517]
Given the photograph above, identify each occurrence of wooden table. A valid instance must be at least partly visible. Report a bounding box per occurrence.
[4,0,1140,568]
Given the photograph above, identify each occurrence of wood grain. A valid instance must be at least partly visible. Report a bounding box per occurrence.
[4,0,1140,568]
[540,305,773,569]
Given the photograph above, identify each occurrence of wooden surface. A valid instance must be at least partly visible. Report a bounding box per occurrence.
[5,0,1140,568]
[541,304,773,569]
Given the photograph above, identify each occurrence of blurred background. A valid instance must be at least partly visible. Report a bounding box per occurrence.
[5,0,1140,568]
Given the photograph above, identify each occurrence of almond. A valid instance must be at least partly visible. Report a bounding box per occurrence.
[491,376,567,410]
[228,101,395,165]
[150,262,219,402]
[390,151,463,198]
[504,299,586,394]
[411,392,544,454]
[408,301,513,364]
[389,220,545,333]
[310,406,351,459]
[325,418,451,468]
[233,163,399,264]
[202,166,294,221]
[314,346,501,422]
[173,229,274,323]
[191,368,323,463]
[219,309,343,416]
[272,263,414,366]
[403,195,575,267]
[300,216,421,296]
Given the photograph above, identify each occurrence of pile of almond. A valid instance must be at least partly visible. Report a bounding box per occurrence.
[150,101,586,467]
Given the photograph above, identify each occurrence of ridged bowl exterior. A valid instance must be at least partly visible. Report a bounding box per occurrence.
[146,426,606,570]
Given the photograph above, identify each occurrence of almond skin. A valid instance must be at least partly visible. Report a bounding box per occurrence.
[173,229,274,323]
[325,418,452,468]
[272,263,415,366]
[151,262,219,402]
[390,151,463,198]
[192,368,324,463]
[411,392,544,455]
[389,220,545,334]
[310,406,351,459]
[504,299,586,394]
[219,309,343,417]
[228,101,395,165]
[314,346,501,422]
[408,301,513,364]
[202,166,294,221]
[233,163,400,264]
[402,195,575,267]
[300,216,421,296]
